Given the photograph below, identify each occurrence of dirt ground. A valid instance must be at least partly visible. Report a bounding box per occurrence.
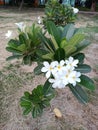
[0,7,98,130]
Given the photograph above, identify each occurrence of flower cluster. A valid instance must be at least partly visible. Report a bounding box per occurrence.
[41,57,81,88]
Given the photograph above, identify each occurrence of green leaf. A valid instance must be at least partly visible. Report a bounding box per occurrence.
[23,106,32,115]
[60,38,68,48]
[19,33,27,45]
[20,96,32,115]
[54,48,66,61]
[42,53,54,60]
[43,80,55,100]
[39,32,55,53]
[50,35,59,49]
[31,85,44,104]
[46,21,61,45]
[24,91,30,98]
[68,34,85,46]
[34,64,43,75]
[79,75,95,90]
[17,44,26,52]
[75,64,91,73]
[32,105,43,118]
[62,24,75,40]
[42,99,50,107]
[36,49,49,57]
[23,56,32,65]
[20,101,31,107]
[6,55,22,61]
[76,40,91,52]
[64,45,76,56]
[8,39,20,47]
[6,47,22,54]
[69,84,89,104]
[74,53,85,64]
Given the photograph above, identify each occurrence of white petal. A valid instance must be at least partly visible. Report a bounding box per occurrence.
[5,30,12,38]
[72,82,76,86]
[49,78,55,83]
[69,57,73,62]
[73,60,79,66]
[54,61,59,66]
[63,80,68,86]
[76,78,81,82]
[46,71,51,78]
[41,67,48,72]
[43,61,49,67]
[51,61,58,67]
[58,83,65,88]
[52,83,57,88]
[60,60,65,66]
[76,72,81,77]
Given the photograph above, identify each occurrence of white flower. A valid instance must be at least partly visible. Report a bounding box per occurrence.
[61,70,71,86]
[53,60,66,75]
[49,69,69,88]
[68,71,81,86]
[15,22,26,31]
[41,61,56,78]
[37,16,42,24]
[65,57,79,70]
[72,7,79,14]
[49,74,65,88]
[5,30,12,39]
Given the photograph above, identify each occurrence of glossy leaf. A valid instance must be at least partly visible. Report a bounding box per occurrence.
[17,44,27,52]
[75,64,91,73]
[74,53,85,64]
[32,105,43,118]
[64,45,76,56]
[62,24,75,40]
[43,80,55,100]
[76,40,91,52]
[6,47,22,54]
[69,84,89,104]
[23,106,32,115]
[54,48,66,61]
[23,56,32,65]
[39,32,55,52]
[19,33,27,45]
[42,53,54,60]
[8,39,20,47]
[34,64,43,75]
[79,75,95,90]
[46,21,61,45]
[20,96,32,115]
[6,54,22,61]
[68,33,85,46]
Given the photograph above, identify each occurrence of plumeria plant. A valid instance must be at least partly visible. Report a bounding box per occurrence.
[6,22,43,65]
[42,0,78,27]
[6,21,95,118]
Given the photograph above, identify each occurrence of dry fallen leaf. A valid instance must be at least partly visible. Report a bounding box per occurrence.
[53,108,62,118]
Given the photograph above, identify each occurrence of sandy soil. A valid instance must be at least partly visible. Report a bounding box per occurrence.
[0,7,98,130]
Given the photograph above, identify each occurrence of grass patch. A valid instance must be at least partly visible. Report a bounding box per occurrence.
[0,62,35,123]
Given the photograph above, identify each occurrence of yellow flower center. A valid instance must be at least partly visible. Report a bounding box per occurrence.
[65,74,68,78]
[72,76,75,79]
[49,67,53,70]
[58,65,61,69]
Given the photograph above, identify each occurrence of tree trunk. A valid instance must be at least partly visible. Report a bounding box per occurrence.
[19,0,24,11]
[91,0,96,11]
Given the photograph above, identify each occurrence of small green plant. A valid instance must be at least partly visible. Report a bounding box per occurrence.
[6,23,43,65]
[43,0,77,27]
[20,81,55,118]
